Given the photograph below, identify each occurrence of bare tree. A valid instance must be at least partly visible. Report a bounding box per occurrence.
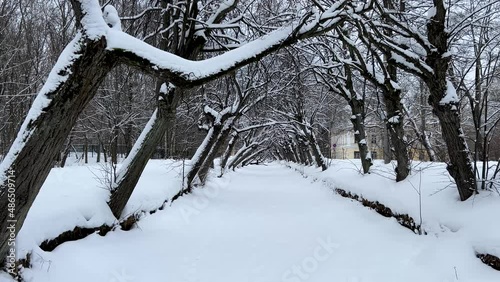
[354,0,500,200]
[0,0,367,262]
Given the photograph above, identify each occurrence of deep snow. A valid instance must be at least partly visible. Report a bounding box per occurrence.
[7,161,500,282]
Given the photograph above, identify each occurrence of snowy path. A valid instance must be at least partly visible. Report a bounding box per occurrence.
[24,164,498,282]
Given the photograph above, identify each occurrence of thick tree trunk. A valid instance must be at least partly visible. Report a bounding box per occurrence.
[426,1,476,201]
[0,35,114,264]
[381,0,410,181]
[428,88,476,201]
[108,86,179,218]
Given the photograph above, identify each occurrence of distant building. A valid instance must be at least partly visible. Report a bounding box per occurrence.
[330,130,430,161]
[330,130,384,160]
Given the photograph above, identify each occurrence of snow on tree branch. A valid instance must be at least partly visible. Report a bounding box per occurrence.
[68,0,369,88]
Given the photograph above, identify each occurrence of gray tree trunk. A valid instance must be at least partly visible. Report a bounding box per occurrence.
[349,98,372,174]
[219,133,238,176]
[425,2,476,200]
[383,86,410,181]
[108,86,179,218]
[198,125,233,185]
[0,35,114,264]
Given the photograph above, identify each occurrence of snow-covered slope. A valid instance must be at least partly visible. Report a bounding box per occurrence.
[290,160,500,261]
[16,159,184,260]
[14,162,500,282]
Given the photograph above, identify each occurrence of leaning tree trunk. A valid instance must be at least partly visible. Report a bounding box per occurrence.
[184,123,226,191]
[198,124,234,185]
[0,35,114,264]
[108,86,179,218]
[304,128,328,171]
[241,147,267,166]
[428,85,476,201]
[229,145,259,169]
[425,2,476,201]
[290,142,302,164]
[106,0,208,217]
[219,132,238,176]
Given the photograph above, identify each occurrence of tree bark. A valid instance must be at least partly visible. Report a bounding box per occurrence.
[198,125,233,184]
[184,125,224,190]
[0,35,114,264]
[425,1,476,200]
[305,129,328,171]
[349,98,372,174]
[108,86,179,218]
[381,0,410,181]
[383,87,410,181]
[219,132,238,176]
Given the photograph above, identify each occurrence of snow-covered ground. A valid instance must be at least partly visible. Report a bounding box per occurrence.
[291,160,500,260]
[5,161,499,281]
[15,159,185,261]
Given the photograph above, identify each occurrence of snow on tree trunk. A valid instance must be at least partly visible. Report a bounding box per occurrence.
[349,98,372,174]
[108,86,179,218]
[305,128,328,171]
[384,88,410,181]
[219,133,238,176]
[198,124,233,185]
[0,33,114,263]
[184,125,222,191]
[425,2,476,200]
